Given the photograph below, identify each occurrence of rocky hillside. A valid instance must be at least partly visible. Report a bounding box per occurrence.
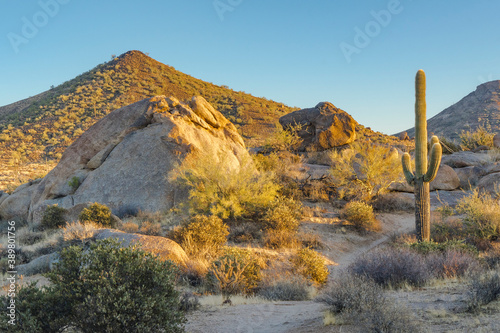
[403,80,500,140]
[0,50,298,164]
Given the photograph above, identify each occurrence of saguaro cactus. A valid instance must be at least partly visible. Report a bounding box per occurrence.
[402,70,442,242]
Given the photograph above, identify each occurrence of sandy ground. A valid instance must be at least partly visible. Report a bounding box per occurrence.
[185,212,416,333]
[185,206,500,333]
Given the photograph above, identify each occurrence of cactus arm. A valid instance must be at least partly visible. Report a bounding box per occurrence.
[423,141,442,182]
[402,153,415,185]
[430,135,439,147]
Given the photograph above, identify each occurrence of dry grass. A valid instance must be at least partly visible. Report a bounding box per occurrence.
[61,221,103,242]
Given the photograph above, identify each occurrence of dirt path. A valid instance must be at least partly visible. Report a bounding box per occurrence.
[185,213,415,333]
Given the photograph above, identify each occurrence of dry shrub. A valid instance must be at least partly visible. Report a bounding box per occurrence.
[227,221,262,244]
[371,192,414,212]
[263,196,302,249]
[207,247,263,298]
[174,215,229,259]
[340,201,380,233]
[467,269,500,312]
[431,216,467,242]
[318,272,423,332]
[298,231,324,250]
[120,222,139,233]
[181,258,209,287]
[349,248,432,288]
[459,125,495,150]
[426,250,482,278]
[139,221,162,236]
[290,248,329,285]
[178,291,200,312]
[456,189,500,240]
[62,221,102,242]
[258,275,312,301]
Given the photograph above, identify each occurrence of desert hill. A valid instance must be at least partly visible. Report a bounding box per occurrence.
[403,80,500,140]
[0,50,298,164]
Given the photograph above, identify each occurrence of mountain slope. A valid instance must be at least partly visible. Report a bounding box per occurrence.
[403,80,500,140]
[0,50,298,164]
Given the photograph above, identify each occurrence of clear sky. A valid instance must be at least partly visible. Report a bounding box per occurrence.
[1,0,499,135]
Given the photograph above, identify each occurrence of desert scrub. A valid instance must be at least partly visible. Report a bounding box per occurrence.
[61,221,102,242]
[455,189,500,240]
[207,247,263,297]
[139,221,162,236]
[349,248,432,288]
[258,275,312,301]
[0,239,185,333]
[174,215,229,259]
[466,269,500,312]
[340,201,380,232]
[329,140,403,201]
[78,202,115,228]
[263,196,302,248]
[459,125,495,150]
[291,248,329,285]
[41,204,67,230]
[318,272,423,333]
[169,151,280,219]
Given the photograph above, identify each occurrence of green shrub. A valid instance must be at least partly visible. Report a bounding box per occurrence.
[291,248,329,285]
[169,152,280,219]
[456,189,500,240]
[329,141,403,201]
[79,202,115,227]
[207,247,262,297]
[175,215,229,258]
[68,176,80,191]
[0,239,185,333]
[340,201,380,232]
[41,205,67,230]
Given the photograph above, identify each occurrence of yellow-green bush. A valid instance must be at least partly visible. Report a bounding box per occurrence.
[169,152,280,219]
[340,201,380,232]
[456,189,500,240]
[459,125,495,150]
[207,247,263,297]
[175,215,229,258]
[262,196,302,248]
[290,248,329,285]
[79,202,115,228]
[329,141,403,201]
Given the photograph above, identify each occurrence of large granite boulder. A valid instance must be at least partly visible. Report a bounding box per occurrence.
[430,164,460,191]
[0,180,40,221]
[441,151,491,168]
[279,102,357,151]
[26,96,248,224]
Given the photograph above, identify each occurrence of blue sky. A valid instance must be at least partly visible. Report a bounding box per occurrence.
[1,0,499,134]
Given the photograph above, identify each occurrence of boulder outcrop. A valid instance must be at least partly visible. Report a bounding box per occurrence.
[0,96,249,223]
[279,102,357,151]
